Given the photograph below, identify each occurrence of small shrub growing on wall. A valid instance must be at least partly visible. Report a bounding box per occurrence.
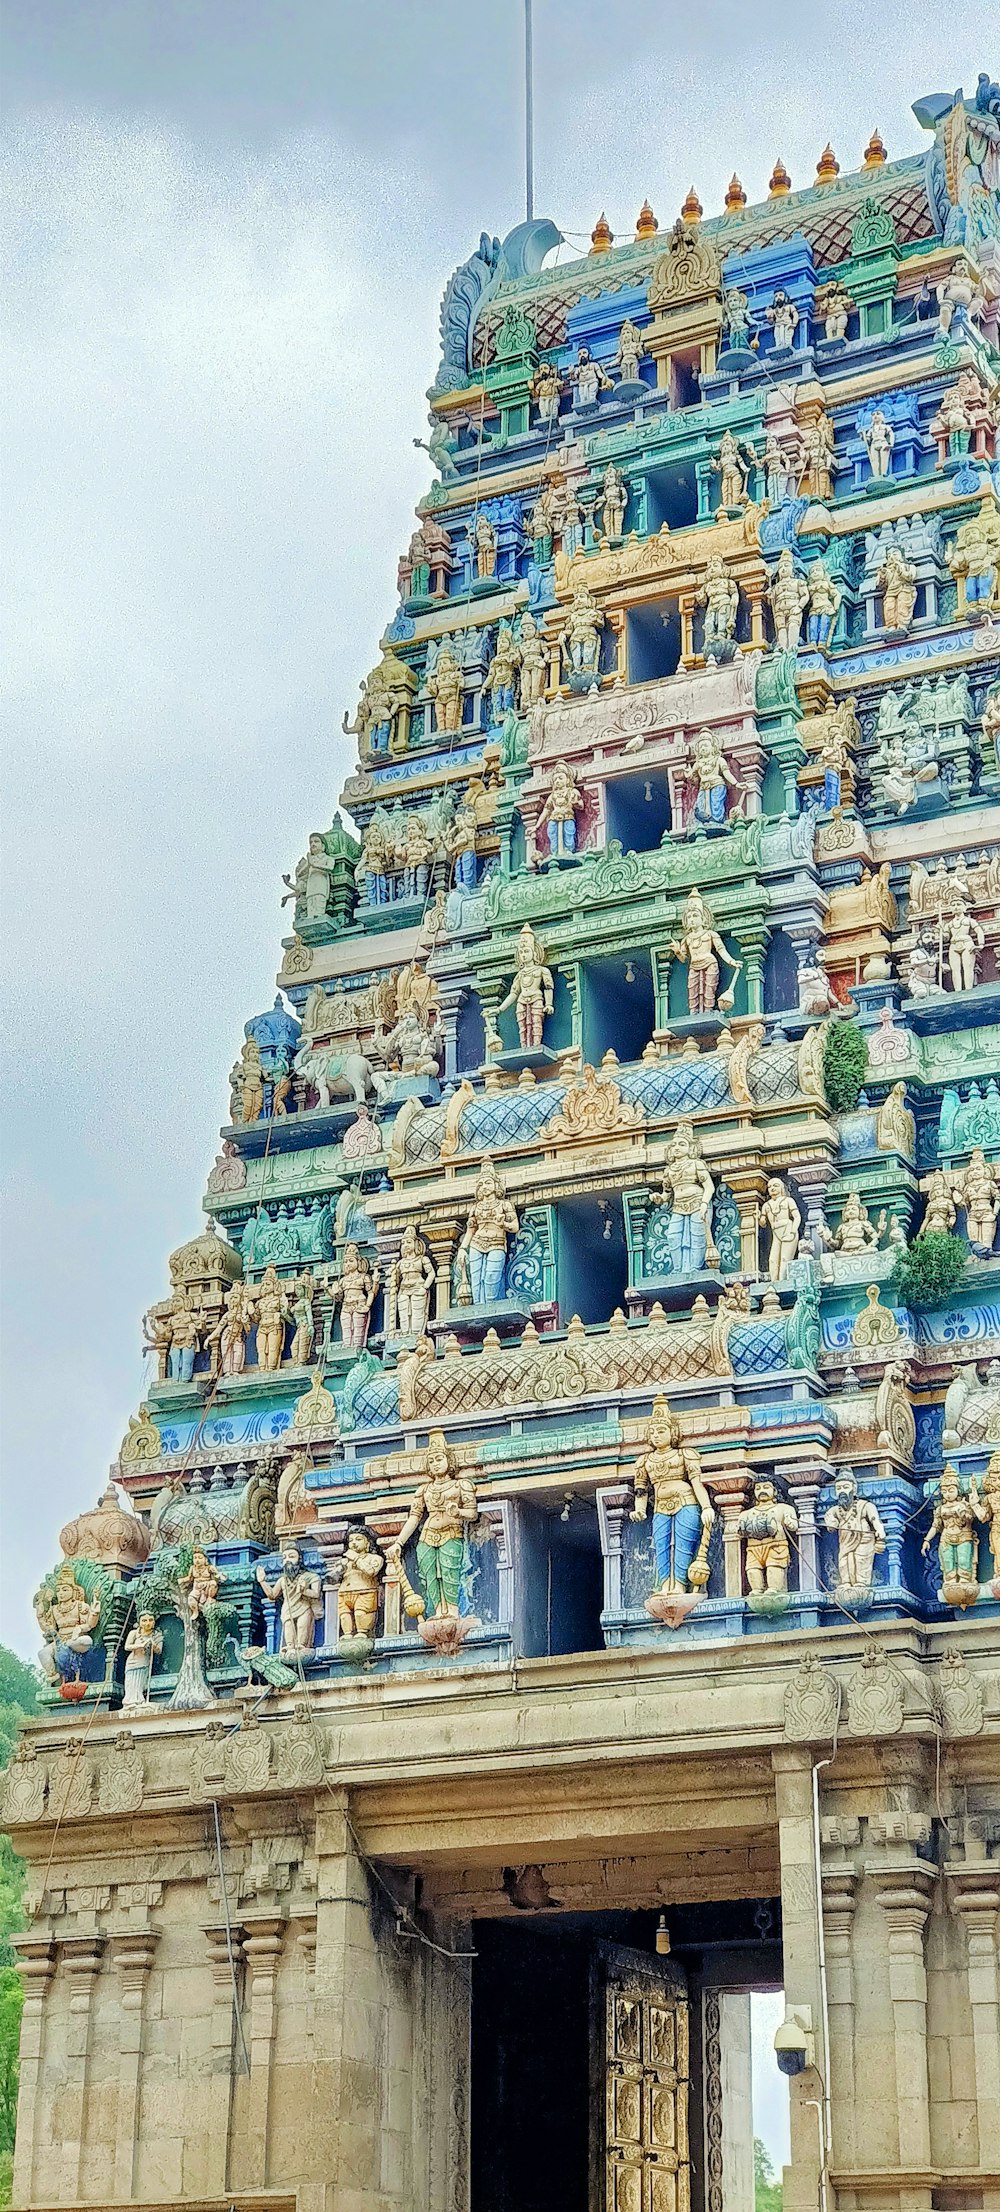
[823,1019,868,1113]
[892,1232,967,1311]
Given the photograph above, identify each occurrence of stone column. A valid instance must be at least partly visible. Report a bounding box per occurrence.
[239,1913,286,2187]
[819,1836,859,2172]
[8,1935,56,2207]
[771,1749,824,2212]
[719,1991,755,2212]
[58,1933,106,2201]
[110,1929,159,2202]
[868,1858,936,2173]
[948,1867,1000,2161]
[424,1222,457,1322]
[713,1475,751,1598]
[312,1521,350,1648]
[203,1920,245,2197]
[787,1473,823,1592]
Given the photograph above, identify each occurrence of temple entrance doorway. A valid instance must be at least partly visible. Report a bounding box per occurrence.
[468,1901,781,2212]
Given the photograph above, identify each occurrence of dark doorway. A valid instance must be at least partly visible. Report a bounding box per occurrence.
[556,1193,629,1326]
[605,770,672,854]
[628,599,682,683]
[582,950,655,1064]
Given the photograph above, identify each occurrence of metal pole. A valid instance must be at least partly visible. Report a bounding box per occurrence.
[524,0,534,222]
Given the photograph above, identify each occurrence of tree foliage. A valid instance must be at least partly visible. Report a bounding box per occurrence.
[822,1019,869,1114]
[892,1231,967,1312]
[0,1645,42,2204]
[754,2136,783,2212]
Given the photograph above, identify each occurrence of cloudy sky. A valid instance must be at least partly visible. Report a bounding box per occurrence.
[1,2,994,1671]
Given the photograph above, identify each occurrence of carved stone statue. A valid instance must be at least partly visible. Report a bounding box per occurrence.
[389,1431,479,1625]
[334,1530,384,1642]
[630,1397,714,1596]
[536,761,583,859]
[282,833,332,923]
[875,1082,916,1156]
[332,1245,380,1350]
[390,1226,436,1337]
[255,1264,289,1371]
[456,1158,519,1305]
[738,1480,798,1594]
[697,555,739,658]
[760,1178,802,1282]
[669,888,741,1014]
[862,407,894,481]
[496,923,554,1049]
[559,588,605,688]
[877,545,918,632]
[599,464,627,539]
[946,903,985,993]
[712,430,752,510]
[768,550,810,651]
[824,1472,886,1594]
[955,1146,1000,1253]
[35,1566,102,1689]
[517,610,547,705]
[257,1545,324,1652]
[922,1466,986,1609]
[567,346,612,408]
[689,729,743,829]
[484,622,521,724]
[615,319,647,384]
[122,1614,163,1711]
[427,642,464,734]
[654,1120,720,1274]
[806,558,841,647]
[767,289,799,350]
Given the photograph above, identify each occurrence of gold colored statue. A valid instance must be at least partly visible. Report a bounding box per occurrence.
[738,1479,798,1595]
[389,1432,478,1624]
[334,1529,385,1641]
[630,1398,714,1593]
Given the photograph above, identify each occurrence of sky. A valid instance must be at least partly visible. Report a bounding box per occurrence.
[1,2,996,1669]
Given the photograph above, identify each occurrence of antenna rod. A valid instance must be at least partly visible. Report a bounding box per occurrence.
[524,0,534,222]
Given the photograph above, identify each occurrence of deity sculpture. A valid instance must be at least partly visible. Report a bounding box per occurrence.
[332,1245,380,1350]
[180,1547,220,1620]
[536,760,583,859]
[936,255,983,336]
[862,407,894,480]
[161,1291,200,1384]
[334,1530,384,1642]
[802,413,837,502]
[427,643,464,734]
[447,796,480,890]
[559,588,605,688]
[921,1466,986,1608]
[615,319,647,384]
[121,1613,163,1712]
[816,280,854,341]
[517,610,547,704]
[528,484,558,564]
[979,1453,1000,1583]
[767,289,799,350]
[712,430,752,510]
[873,713,939,813]
[474,513,497,579]
[496,923,555,1048]
[400,812,433,901]
[821,1193,881,1258]
[255,1264,290,1371]
[389,1432,479,1623]
[484,622,521,723]
[654,1120,720,1274]
[567,346,612,408]
[768,549,810,651]
[456,1158,520,1305]
[721,287,754,351]
[390,1226,436,1337]
[289,1272,315,1367]
[35,1566,103,1690]
[797,945,839,1016]
[630,1398,714,1595]
[955,1146,1000,1253]
[947,902,985,992]
[814,712,852,811]
[948,502,1000,619]
[689,727,744,828]
[824,1472,886,1594]
[210,1280,256,1378]
[669,888,741,1014]
[918,1168,957,1237]
[760,1179,802,1283]
[599,464,627,539]
[233,1037,265,1124]
[875,1081,916,1156]
[877,545,918,632]
[930,382,974,461]
[738,1480,798,1594]
[697,555,739,659]
[762,429,800,505]
[257,1544,324,1653]
[282,833,333,925]
[530,359,563,422]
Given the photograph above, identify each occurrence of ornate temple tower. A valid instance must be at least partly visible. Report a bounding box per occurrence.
[6,74,1000,2212]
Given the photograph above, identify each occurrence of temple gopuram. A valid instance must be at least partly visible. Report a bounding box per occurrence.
[7,74,1000,2212]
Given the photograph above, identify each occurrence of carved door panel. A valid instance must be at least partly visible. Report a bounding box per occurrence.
[592,1943,690,2212]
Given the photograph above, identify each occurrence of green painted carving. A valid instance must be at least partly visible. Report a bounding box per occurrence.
[787,1283,821,1371]
[755,650,801,718]
[485,823,767,929]
[851,198,897,255]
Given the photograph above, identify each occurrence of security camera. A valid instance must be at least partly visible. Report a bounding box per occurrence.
[774,2005,815,2077]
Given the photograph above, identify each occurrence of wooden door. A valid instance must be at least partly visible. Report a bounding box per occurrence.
[591,1943,690,2212]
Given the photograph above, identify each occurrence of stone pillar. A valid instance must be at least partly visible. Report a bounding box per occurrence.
[424,1222,457,1321]
[948,1867,1000,2161]
[8,1935,56,2207]
[203,1921,244,2196]
[312,1521,350,1648]
[819,1829,859,2172]
[868,1857,936,2173]
[713,1475,751,1597]
[787,1473,823,1592]
[58,1933,106,2201]
[719,1991,755,2212]
[239,1913,286,2187]
[771,1749,824,2212]
[110,1929,159,2202]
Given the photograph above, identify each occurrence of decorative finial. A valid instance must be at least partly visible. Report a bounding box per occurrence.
[863,128,887,168]
[590,211,613,254]
[769,158,792,198]
[724,173,747,214]
[680,185,703,223]
[816,143,840,184]
[635,198,658,239]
